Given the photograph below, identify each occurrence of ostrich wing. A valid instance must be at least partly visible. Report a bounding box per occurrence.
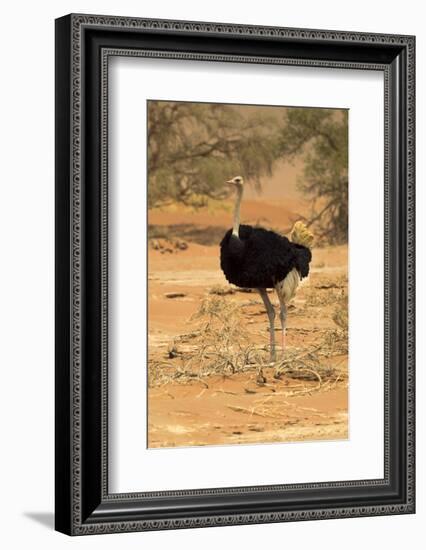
[293,244,312,279]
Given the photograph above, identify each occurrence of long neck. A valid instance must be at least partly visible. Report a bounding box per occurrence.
[232,186,243,237]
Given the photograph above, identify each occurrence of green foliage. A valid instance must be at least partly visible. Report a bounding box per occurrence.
[147,101,279,208]
[148,101,348,245]
[278,108,348,244]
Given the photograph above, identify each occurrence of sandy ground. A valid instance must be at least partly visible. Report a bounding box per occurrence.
[148,372,347,448]
[147,199,348,448]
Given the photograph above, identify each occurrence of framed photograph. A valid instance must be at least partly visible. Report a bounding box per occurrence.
[55,14,415,535]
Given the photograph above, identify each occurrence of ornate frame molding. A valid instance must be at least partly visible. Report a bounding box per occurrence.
[55,14,415,535]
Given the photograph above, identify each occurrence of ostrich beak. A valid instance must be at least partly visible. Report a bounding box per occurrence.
[226,179,234,185]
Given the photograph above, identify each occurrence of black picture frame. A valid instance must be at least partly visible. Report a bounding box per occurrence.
[55,13,415,535]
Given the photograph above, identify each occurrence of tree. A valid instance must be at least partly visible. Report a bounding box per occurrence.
[278,108,348,244]
[147,101,280,208]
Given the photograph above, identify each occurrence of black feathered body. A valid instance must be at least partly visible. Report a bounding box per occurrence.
[220,224,311,289]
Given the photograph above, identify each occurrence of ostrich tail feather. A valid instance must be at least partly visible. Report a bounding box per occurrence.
[290,221,314,249]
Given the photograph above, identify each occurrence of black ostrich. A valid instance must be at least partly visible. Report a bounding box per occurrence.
[220,176,313,362]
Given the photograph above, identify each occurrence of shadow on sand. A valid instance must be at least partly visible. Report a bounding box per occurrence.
[148,223,228,246]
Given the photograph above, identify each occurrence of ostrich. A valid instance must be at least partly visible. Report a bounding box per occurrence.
[220,176,313,362]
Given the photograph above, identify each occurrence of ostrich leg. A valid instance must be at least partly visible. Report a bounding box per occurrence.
[258,289,276,362]
[277,292,288,358]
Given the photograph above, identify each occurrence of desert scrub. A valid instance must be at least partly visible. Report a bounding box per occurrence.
[148,293,348,388]
[332,290,348,332]
[148,296,265,386]
[208,284,236,296]
[185,295,261,376]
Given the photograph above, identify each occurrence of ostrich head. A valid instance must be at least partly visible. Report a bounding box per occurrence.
[226,176,244,189]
